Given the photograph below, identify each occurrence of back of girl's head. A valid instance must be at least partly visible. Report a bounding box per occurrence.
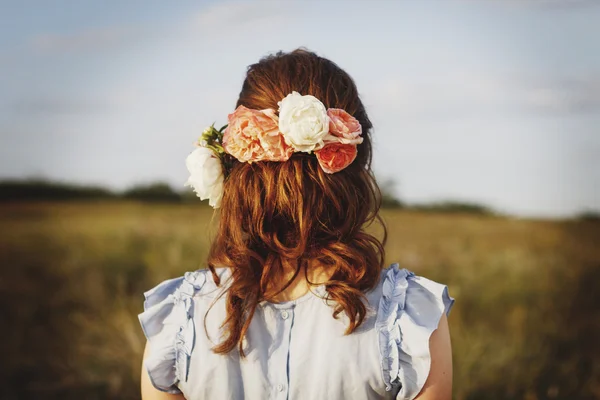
[207,48,386,355]
[234,49,373,167]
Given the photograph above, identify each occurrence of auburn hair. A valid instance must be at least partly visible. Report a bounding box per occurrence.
[206,49,387,356]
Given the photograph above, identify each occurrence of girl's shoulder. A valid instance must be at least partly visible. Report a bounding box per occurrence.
[137,267,231,394]
[139,267,231,312]
[372,264,455,397]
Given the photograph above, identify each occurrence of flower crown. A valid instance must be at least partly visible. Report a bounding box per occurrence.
[185,91,364,208]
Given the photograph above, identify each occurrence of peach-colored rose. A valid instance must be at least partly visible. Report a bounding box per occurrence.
[223,106,293,162]
[324,108,363,145]
[315,142,358,174]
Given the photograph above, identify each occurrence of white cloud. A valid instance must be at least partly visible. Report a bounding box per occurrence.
[367,71,522,121]
[8,97,113,115]
[187,0,289,31]
[474,0,599,9]
[520,75,600,114]
[367,70,600,123]
[27,0,295,56]
[29,25,145,54]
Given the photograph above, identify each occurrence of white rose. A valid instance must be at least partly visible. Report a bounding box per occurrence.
[184,147,224,208]
[278,91,330,153]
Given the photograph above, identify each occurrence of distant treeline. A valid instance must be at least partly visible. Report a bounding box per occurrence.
[0,179,187,203]
[2,179,597,219]
[0,179,494,215]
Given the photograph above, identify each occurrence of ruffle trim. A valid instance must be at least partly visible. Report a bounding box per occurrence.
[138,270,209,393]
[376,263,455,400]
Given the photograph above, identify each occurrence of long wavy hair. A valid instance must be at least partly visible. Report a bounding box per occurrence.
[206,49,387,356]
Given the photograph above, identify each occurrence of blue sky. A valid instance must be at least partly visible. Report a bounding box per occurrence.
[1,0,599,217]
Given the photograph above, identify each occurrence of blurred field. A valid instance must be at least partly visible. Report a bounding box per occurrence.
[0,201,599,400]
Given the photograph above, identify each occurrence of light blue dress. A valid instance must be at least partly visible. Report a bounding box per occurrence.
[139,263,454,400]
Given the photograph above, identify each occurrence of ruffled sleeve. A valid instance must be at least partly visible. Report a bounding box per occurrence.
[376,263,455,400]
[138,270,208,394]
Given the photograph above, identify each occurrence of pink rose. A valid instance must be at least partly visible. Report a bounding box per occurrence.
[316,109,362,173]
[315,142,358,174]
[223,106,293,162]
[325,108,363,145]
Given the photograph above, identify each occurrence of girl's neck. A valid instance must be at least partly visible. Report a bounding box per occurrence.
[268,262,332,303]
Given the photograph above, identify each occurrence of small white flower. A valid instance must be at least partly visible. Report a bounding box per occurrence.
[278,91,330,153]
[184,147,224,208]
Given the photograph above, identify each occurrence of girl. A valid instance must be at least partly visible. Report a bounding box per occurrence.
[139,49,454,400]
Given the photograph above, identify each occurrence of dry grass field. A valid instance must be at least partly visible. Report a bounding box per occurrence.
[0,201,598,399]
